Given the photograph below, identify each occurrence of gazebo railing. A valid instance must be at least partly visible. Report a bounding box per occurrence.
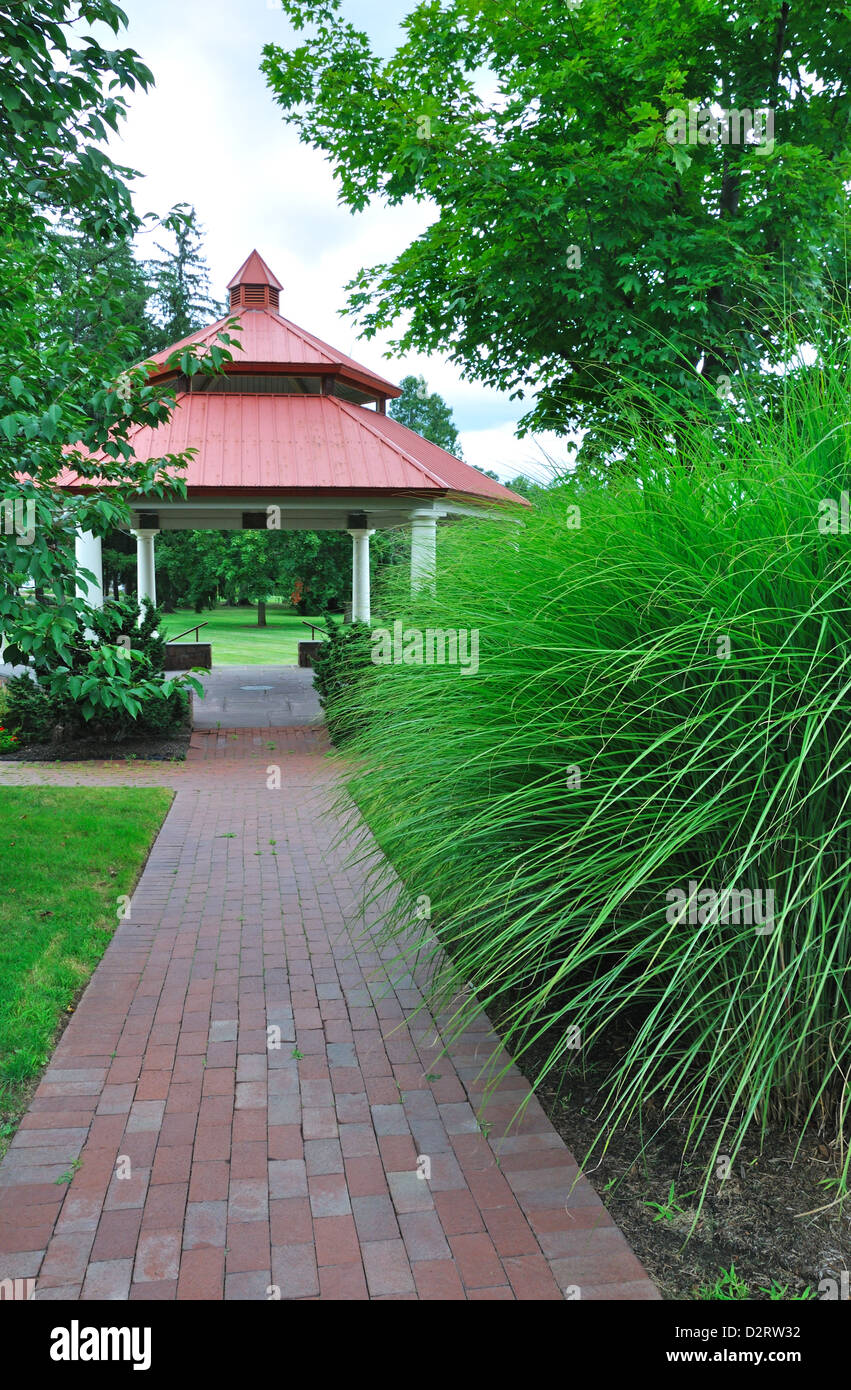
[170,621,210,642]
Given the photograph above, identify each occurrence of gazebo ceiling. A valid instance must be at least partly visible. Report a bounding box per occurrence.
[62,251,530,516]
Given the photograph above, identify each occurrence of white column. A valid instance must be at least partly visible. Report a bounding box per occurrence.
[74,529,104,608]
[410,510,437,594]
[132,528,158,614]
[348,527,375,624]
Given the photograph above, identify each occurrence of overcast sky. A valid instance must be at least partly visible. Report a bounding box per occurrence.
[105,0,564,480]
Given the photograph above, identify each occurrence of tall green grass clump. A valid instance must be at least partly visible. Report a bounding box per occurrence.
[333,356,851,1187]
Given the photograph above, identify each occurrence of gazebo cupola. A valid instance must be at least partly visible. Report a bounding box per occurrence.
[226,249,282,312]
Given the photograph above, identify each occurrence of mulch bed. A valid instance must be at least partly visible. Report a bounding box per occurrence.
[517,1031,850,1301]
[0,731,190,761]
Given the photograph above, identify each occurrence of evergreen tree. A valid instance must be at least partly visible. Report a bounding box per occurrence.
[146,206,224,349]
[51,221,160,360]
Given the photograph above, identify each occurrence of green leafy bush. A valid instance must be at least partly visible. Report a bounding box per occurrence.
[5,597,192,743]
[333,358,851,1194]
[312,617,375,745]
[91,595,167,674]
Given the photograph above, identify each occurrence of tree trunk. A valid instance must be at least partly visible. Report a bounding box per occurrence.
[257,600,267,628]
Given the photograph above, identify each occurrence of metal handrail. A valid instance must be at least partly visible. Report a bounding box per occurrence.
[302,620,329,640]
[169,621,210,642]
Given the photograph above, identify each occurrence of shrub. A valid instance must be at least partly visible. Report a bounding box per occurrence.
[130,685,188,738]
[0,690,18,750]
[332,358,851,1194]
[95,596,167,673]
[0,681,19,750]
[5,670,188,743]
[3,675,58,743]
[312,617,375,745]
[5,597,192,743]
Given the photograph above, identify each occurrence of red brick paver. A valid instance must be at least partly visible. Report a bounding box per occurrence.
[0,729,658,1301]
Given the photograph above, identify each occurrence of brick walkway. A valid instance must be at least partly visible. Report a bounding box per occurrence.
[0,729,659,1301]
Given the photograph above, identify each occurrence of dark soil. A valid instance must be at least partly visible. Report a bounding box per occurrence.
[519,1034,850,1301]
[0,731,190,761]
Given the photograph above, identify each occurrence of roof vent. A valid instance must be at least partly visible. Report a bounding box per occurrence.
[227,251,283,313]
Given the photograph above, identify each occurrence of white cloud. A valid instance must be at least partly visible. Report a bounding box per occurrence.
[459,424,575,483]
[104,0,561,451]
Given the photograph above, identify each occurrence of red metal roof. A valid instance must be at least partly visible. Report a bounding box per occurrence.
[227,249,283,291]
[361,410,520,503]
[148,305,401,400]
[59,393,527,504]
[61,252,530,507]
[149,250,401,400]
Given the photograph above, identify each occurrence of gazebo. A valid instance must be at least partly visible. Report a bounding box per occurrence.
[69,251,527,626]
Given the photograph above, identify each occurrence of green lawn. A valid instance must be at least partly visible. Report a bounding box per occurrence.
[162,605,339,665]
[0,786,173,1153]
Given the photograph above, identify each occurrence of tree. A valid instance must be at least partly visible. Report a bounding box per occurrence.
[155,530,231,613]
[146,205,224,350]
[220,532,285,626]
[102,529,137,602]
[263,0,851,462]
[0,2,236,723]
[278,528,406,614]
[52,206,223,366]
[389,375,463,456]
[51,220,161,359]
[504,475,540,500]
[153,527,407,619]
[275,531,351,614]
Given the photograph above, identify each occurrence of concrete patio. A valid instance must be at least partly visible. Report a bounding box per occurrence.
[180,665,322,730]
